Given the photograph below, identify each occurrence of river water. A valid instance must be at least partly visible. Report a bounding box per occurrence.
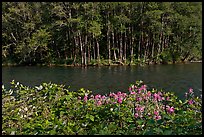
[2,63,202,99]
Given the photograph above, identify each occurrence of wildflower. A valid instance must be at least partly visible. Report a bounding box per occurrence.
[122,93,127,98]
[185,92,188,97]
[147,91,151,97]
[128,87,132,92]
[101,95,106,99]
[130,91,136,95]
[95,94,101,99]
[110,108,114,111]
[166,96,170,101]
[135,106,145,112]
[83,95,88,102]
[154,115,161,120]
[189,88,193,94]
[117,91,122,96]
[167,106,174,114]
[154,111,159,116]
[97,100,102,106]
[188,99,193,105]
[136,97,142,101]
[118,97,123,104]
[134,113,139,118]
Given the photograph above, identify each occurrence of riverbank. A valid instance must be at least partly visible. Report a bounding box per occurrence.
[2,60,202,67]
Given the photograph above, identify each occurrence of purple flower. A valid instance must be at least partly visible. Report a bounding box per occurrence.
[154,115,161,120]
[95,94,101,100]
[117,91,122,96]
[83,95,88,102]
[167,106,174,114]
[188,99,193,105]
[154,111,159,116]
[117,97,123,104]
[134,113,139,118]
[97,100,102,106]
[189,88,193,94]
[135,106,145,112]
[101,95,106,99]
[136,97,142,101]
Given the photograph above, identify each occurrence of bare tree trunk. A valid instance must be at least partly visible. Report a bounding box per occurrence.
[112,30,117,61]
[96,38,100,63]
[124,30,127,64]
[119,31,123,63]
[79,31,83,65]
[107,25,111,65]
[92,34,95,60]
[84,34,87,66]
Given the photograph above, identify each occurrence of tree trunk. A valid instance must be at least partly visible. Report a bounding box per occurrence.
[124,30,127,64]
[112,30,117,61]
[79,31,84,65]
[96,38,100,63]
[107,25,111,65]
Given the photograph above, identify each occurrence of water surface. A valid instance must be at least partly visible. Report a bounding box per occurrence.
[2,63,202,99]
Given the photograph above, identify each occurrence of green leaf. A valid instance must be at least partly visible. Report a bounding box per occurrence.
[147,119,155,125]
[89,115,94,122]
[136,119,144,125]
[163,129,172,135]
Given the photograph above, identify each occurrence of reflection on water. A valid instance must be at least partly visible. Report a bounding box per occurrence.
[2,63,202,99]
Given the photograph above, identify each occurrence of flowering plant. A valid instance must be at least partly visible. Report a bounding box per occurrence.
[2,80,202,135]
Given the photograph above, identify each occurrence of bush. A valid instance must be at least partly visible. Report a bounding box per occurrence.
[2,80,202,135]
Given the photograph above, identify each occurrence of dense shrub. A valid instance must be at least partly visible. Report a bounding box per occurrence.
[2,80,202,135]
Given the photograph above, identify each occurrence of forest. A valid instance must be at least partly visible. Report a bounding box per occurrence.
[2,2,202,66]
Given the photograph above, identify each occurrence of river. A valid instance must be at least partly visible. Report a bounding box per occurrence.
[2,63,202,99]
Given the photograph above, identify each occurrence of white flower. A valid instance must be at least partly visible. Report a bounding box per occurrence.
[24,107,28,111]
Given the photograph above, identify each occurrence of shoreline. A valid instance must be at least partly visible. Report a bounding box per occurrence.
[2,60,202,67]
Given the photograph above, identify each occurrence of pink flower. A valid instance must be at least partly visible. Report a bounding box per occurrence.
[158,92,162,96]
[166,96,170,101]
[83,95,88,102]
[154,111,159,116]
[188,99,193,105]
[136,97,142,101]
[154,115,161,120]
[147,91,151,97]
[153,93,162,101]
[134,113,139,118]
[109,93,113,97]
[135,106,145,112]
[128,87,132,92]
[130,91,136,95]
[167,106,174,114]
[117,97,123,104]
[122,93,127,97]
[117,91,122,96]
[95,94,101,99]
[189,88,193,94]
[97,100,102,106]
[101,95,106,99]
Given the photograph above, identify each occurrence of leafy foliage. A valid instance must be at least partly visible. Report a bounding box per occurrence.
[2,80,202,135]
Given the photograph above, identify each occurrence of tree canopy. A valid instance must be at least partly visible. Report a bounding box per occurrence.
[2,2,202,66]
